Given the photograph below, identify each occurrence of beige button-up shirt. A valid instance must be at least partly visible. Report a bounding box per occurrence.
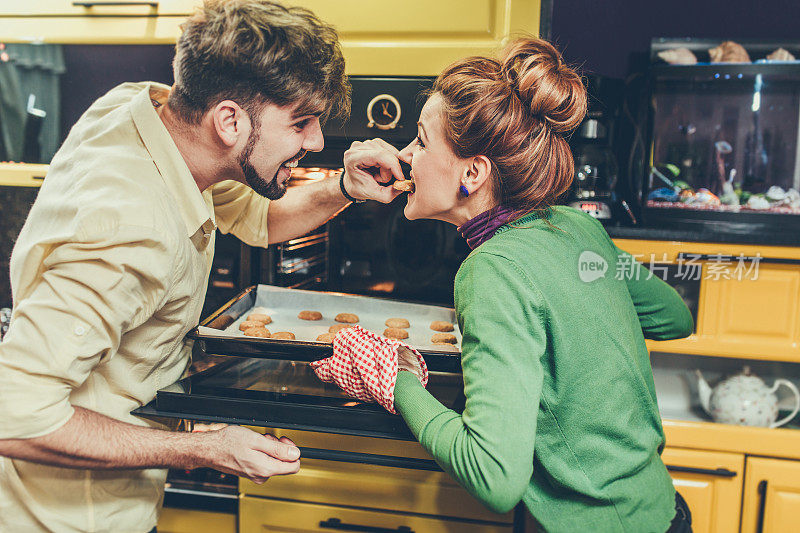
[0,82,270,532]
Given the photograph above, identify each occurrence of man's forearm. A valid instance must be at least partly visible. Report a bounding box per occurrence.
[0,406,204,470]
[267,175,349,244]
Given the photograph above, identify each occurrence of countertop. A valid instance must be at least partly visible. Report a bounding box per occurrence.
[605,224,800,247]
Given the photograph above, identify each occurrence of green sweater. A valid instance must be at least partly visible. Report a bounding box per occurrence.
[394,206,693,533]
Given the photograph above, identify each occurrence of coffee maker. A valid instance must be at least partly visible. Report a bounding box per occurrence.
[566,76,624,224]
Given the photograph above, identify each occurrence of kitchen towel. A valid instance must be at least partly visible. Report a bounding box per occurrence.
[310,325,428,413]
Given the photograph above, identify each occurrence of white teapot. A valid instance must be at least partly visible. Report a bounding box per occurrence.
[695,366,800,428]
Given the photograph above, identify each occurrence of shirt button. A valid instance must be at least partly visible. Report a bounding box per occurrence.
[74,325,86,336]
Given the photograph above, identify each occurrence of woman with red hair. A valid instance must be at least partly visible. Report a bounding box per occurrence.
[345,37,694,532]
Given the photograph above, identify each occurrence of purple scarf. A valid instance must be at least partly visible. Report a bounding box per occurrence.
[457,206,516,249]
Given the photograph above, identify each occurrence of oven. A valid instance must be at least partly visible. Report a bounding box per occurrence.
[320,76,471,307]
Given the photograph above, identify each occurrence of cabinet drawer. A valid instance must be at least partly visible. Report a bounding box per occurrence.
[243,429,513,524]
[662,447,744,533]
[0,0,197,17]
[241,458,513,524]
[240,495,513,533]
[158,507,236,533]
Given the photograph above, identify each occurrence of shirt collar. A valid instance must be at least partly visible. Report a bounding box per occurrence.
[130,83,216,238]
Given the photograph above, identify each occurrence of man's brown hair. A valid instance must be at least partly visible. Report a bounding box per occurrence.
[169,0,350,124]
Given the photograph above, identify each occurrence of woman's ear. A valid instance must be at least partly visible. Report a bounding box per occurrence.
[212,100,248,147]
[462,155,493,193]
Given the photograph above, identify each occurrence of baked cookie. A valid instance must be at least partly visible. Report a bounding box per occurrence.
[385,318,410,329]
[431,332,457,344]
[239,320,264,331]
[335,312,359,324]
[329,324,354,334]
[246,313,272,325]
[243,326,270,338]
[384,328,409,340]
[430,321,455,332]
[392,180,415,192]
[316,333,334,343]
[298,310,323,321]
[433,342,459,352]
[271,331,295,340]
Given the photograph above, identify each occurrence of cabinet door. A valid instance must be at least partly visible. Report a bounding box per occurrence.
[742,456,800,533]
[0,0,198,17]
[661,447,745,533]
[299,0,540,75]
[240,495,513,533]
[702,262,800,362]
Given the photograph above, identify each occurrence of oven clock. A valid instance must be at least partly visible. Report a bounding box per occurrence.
[366,93,401,130]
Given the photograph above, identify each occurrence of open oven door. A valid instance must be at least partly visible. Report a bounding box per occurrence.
[133,353,465,471]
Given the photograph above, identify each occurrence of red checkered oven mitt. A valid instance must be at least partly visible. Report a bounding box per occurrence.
[309,325,428,413]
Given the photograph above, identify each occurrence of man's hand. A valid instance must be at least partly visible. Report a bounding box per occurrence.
[0,406,300,485]
[201,426,300,484]
[342,138,406,203]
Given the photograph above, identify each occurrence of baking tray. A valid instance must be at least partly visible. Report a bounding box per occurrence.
[190,285,462,373]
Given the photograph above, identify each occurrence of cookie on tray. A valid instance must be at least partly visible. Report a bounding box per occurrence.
[246,313,272,325]
[384,328,409,340]
[335,312,359,324]
[385,318,410,329]
[239,320,265,331]
[316,333,334,343]
[433,342,460,352]
[430,320,455,332]
[329,324,354,334]
[298,310,323,321]
[431,332,457,344]
[271,331,295,340]
[243,326,270,338]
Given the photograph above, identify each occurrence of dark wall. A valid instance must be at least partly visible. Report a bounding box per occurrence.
[551,0,800,79]
[60,45,175,143]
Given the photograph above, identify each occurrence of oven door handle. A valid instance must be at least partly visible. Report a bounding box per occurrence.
[164,486,238,500]
[299,447,441,471]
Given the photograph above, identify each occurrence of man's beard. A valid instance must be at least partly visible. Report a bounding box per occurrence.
[238,130,288,201]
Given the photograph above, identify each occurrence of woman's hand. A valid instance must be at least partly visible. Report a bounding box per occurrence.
[342,138,406,203]
[398,346,424,382]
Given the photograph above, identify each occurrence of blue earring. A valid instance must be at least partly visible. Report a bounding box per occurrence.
[459,185,470,197]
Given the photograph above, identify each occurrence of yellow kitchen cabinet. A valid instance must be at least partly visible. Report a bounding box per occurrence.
[661,447,745,533]
[1,0,540,76]
[240,457,514,524]
[158,507,236,533]
[240,495,512,533]
[699,261,800,362]
[242,428,514,524]
[0,0,194,17]
[613,238,800,362]
[0,163,48,187]
[741,456,800,533]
